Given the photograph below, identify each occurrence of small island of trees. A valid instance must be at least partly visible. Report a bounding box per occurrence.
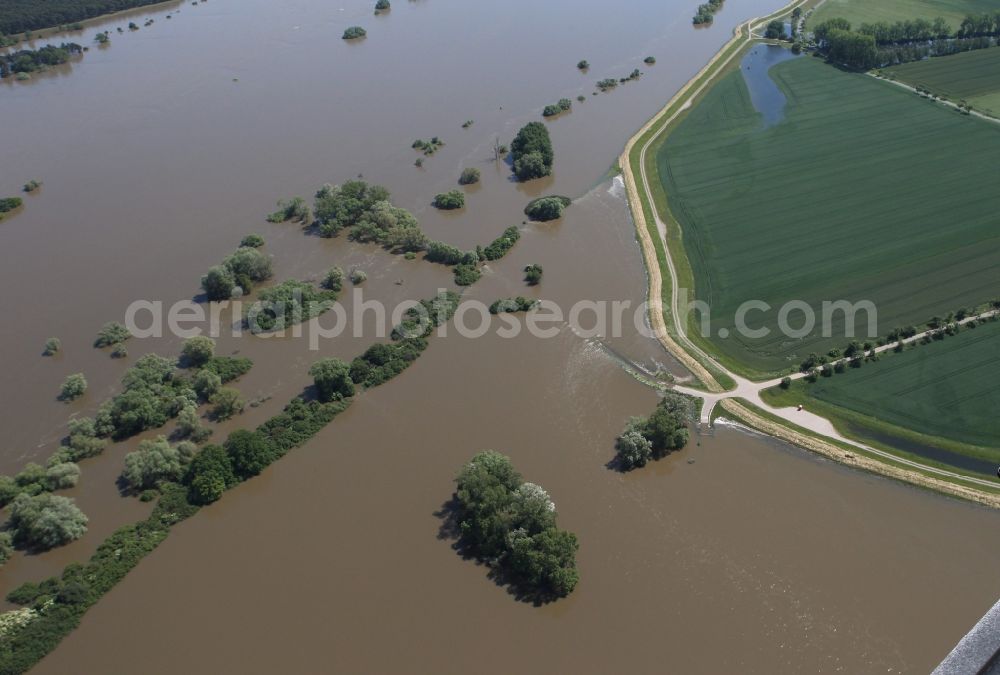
[524,264,543,285]
[0,197,24,221]
[614,391,693,470]
[449,451,579,600]
[524,196,570,221]
[489,297,537,314]
[0,42,82,80]
[542,98,572,118]
[342,26,366,40]
[8,493,88,551]
[59,374,87,401]
[693,0,724,25]
[510,122,554,182]
[201,245,273,301]
[432,190,465,210]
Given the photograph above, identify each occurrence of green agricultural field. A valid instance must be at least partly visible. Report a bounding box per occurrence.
[886,48,1000,117]
[764,318,1000,458]
[810,0,996,32]
[658,55,1000,374]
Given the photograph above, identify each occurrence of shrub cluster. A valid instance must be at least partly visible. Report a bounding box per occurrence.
[452,451,579,599]
[523,264,543,286]
[96,354,195,440]
[59,374,87,401]
[542,98,572,117]
[510,122,554,182]
[247,280,338,333]
[351,291,460,386]
[489,297,538,314]
[201,355,253,383]
[524,195,570,221]
[614,392,693,470]
[479,226,520,261]
[266,197,311,224]
[345,196,425,252]
[432,190,465,210]
[425,241,478,266]
[411,137,444,156]
[201,246,273,301]
[0,43,81,80]
[240,233,265,248]
[313,179,390,237]
[693,0,723,25]
[93,321,131,348]
[458,167,480,185]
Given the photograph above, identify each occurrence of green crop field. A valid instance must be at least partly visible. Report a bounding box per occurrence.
[887,48,1000,117]
[658,55,1000,374]
[768,318,1000,454]
[810,0,996,32]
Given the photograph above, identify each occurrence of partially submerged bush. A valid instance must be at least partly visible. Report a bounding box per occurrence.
[481,226,520,261]
[201,265,236,301]
[0,197,24,214]
[524,264,543,285]
[323,266,345,292]
[94,321,131,348]
[309,358,356,402]
[511,122,553,181]
[59,373,87,401]
[266,197,310,224]
[543,99,572,117]
[42,337,61,356]
[210,387,244,421]
[458,167,480,185]
[122,436,192,491]
[614,392,693,470]
[453,451,579,599]
[453,263,481,286]
[524,196,570,221]
[181,336,215,368]
[432,190,465,210]
[342,26,366,39]
[489,297,537,314]
[9,493,88,551]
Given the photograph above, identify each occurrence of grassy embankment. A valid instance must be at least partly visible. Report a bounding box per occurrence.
[719,397,1000,500]
[657,55,1000,377]
[886,47,1000,118]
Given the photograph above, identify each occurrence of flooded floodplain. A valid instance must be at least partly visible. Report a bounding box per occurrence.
[1,0,999,672]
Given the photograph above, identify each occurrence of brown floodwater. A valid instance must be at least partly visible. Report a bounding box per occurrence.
[1,0,998,672]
